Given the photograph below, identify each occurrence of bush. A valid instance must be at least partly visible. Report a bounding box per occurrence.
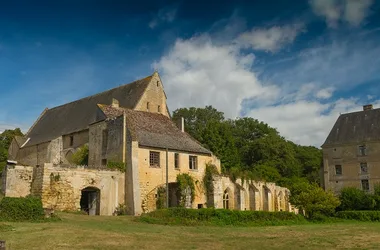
[70,145,89,165]
[338,187,376,211]
[139,208,307,226]
[107,161,125,172]
[114,203,128,215]
[0,196,45,221]
[336,211,380,221]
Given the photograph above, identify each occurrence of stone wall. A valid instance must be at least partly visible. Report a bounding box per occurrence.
[212,176,292,212]
[88,121,107,166]
[40,163,125,215]
[16,141,50,166]
[323,142,380,194]
[2,165,33,197]
[134,72,170,117]
[137,146,221,213]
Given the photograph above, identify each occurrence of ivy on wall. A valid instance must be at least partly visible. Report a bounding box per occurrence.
[176,173,195,207]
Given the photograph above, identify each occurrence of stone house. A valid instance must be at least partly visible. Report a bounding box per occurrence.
[322,104,380,194]
[2,72,294,215]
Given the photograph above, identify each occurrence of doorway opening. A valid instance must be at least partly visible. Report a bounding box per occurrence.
[80,187,100,215]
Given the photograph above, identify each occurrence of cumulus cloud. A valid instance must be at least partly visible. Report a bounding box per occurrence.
[309,0,373,27]
[316,87,334,99]
[236,23,305,52]
[153,35,279,118]
[149,6,177,29]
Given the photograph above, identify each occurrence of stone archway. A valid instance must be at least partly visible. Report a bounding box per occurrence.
[249,185,259,211]
[80,187,100,215]
[223,188,231,209]
[262,186,272,211]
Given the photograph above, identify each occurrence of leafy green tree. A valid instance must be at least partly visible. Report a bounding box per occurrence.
[0,128,24,173]
[338,187,376,211]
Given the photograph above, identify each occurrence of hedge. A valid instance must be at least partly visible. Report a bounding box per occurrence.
[0,196,45,221]
[139,208,307,226]
[335,211,380,221]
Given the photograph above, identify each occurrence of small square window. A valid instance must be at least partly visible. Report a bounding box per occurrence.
[335,165,342,175]
[362,179,370,192]
[174,153,179,169]
[358,145,367,156]
[360,162,368,174]
[189,155,198,170]
[101,159,107,166]
[150,151,160,167]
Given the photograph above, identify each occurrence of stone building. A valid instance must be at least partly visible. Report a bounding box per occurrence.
[322,104,380,194]
[2,72,294,215]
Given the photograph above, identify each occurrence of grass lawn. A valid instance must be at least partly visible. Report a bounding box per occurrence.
[1,213,380,250]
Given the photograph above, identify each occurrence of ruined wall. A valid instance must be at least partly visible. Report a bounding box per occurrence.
[47,137,63,165]
[105,117,123,162]
[134,73,170,117]
[16,141,50,166]
[2,165,33,197]
[323,142,380,194]
[40,164,124,215]
[212,176,291,212]
[88,121,107,166]
[137,147,221,213]
[62,130,89,150]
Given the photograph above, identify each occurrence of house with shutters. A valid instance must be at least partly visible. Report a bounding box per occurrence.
[2,72,294,215]
[322,104,380,194]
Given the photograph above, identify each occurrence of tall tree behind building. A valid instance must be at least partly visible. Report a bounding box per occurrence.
[0,128,24,172]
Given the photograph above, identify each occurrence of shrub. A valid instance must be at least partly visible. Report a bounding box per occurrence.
[114,203,128,215]
[70,145,89,165]
[156,186,167,209]
[0,196,45,221]
[139,207,307,226]
[336,211,380,221]
[338,187,376,211]
[107,161,125,172]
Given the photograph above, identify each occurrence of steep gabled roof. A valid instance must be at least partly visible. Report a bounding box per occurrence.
[24,75,152,147]
[99,105,211,155]
[322,108,380,147]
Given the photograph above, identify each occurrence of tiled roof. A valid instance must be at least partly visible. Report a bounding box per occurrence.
[322,108,380,147]
[24,75,152,146]
[99,105,211,155]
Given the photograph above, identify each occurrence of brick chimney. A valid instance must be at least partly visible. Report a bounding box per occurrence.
[112,98,119,108]
[176,117,185,132]
[363,104,373,111]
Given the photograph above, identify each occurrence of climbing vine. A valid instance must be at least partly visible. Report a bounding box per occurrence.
[176,173,195,207]
[156,186,167,209]
[203,163,219,198]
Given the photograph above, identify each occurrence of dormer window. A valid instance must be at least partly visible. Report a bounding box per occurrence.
[147,102,150,111]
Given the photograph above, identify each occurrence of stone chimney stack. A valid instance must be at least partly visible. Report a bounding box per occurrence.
[112,98,119,108]
[363,104,373,111]
[177,117,185,132]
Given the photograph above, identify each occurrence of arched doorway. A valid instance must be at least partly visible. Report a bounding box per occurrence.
[80,187,100,215]
[249,185,258,211]
[223,189,230,209]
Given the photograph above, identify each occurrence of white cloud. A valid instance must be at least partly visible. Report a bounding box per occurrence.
[316,87,334,99]
[149,6,177,29]
[236,23,304,52]
[309,0,373,27]
[153,35,279,118]
[344,0,373,26]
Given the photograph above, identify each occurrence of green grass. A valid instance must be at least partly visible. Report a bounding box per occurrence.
[1,213,380,249]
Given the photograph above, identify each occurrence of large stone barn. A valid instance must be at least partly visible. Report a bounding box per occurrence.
[2,72,295,215]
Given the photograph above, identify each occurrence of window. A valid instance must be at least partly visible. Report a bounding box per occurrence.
[174,153,179,169]
[150,151,160,167]
[101,159,107,166]
[146,102,150,111]
[158,105,161,113]
[189,155,197,170]
[157,81,160,87]
[223,190,229,209]
[102,129,108,153]
[69,135,74,147]
[335,165,342,175]
[359,145,367,156]
[362,179,370,192]
[360,162,368,174]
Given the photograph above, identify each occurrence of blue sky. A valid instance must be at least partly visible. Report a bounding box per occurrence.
[1,0,380,146]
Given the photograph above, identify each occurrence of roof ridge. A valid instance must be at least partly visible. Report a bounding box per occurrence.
[340,107,380,116]
[47,74,153,111]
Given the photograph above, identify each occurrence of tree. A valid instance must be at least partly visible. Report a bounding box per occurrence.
[338,187,376,211]
[0,128,24,173]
